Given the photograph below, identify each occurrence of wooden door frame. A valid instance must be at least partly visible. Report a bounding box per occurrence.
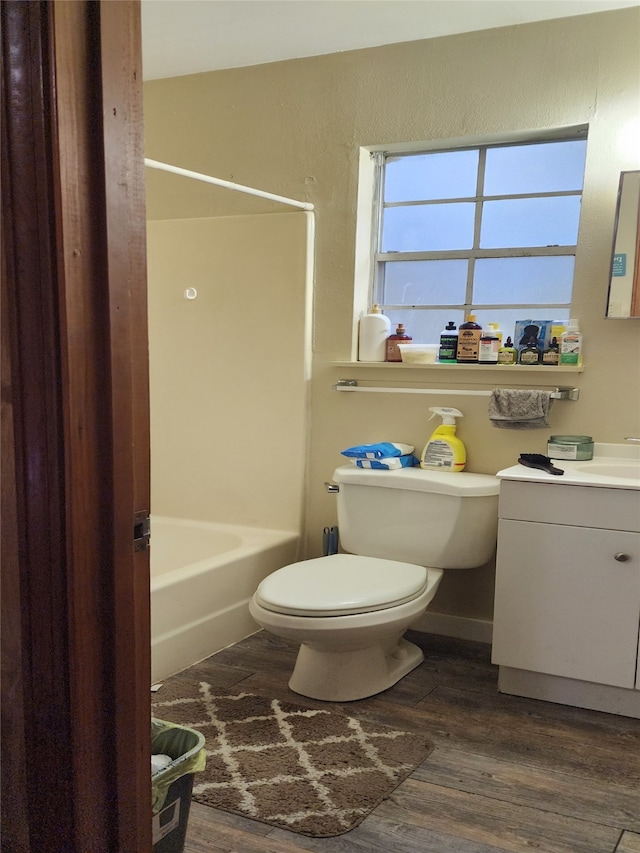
[1,2,151,850]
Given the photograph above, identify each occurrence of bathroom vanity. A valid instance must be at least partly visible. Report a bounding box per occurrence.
[492,444,640,718]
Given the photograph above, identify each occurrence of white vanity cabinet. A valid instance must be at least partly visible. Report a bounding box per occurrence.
[491,479,640,717]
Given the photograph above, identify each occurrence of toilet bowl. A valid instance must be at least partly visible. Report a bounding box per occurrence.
[250,465,500,702]
[249,553,443,701]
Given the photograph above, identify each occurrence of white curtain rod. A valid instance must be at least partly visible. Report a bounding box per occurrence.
[144,158,314,211]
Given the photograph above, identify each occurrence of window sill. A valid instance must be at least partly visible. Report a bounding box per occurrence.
[332,361,584,374]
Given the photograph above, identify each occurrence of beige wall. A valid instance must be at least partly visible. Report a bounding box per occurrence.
[147,213,310,532]
[144,9,640,622]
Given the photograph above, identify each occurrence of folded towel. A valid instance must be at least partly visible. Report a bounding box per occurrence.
[488,389,553,430]
[351,454,419,469]
[341,442,414,459]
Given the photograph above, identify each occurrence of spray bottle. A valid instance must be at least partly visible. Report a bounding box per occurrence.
[420,407,466,472]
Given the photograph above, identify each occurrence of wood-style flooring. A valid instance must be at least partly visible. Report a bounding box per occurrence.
[166,630,640,853]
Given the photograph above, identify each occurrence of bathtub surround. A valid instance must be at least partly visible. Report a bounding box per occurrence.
[151,681,433,838]
[147,213,310,531]
[144,7,640,634]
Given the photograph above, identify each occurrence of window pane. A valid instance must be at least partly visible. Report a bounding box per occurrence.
[472,309,570,343]
[385,149,479,202]
[480,197,581,248]
[385,309,465,345]
[383,260,468,305]
[473,256,575,304]
[484,140,587,195]
[382,203,475,252]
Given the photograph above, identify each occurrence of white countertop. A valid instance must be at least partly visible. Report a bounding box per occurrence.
[497,443,640,491]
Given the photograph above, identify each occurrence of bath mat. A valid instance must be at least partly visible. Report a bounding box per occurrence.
[151,680,433,837]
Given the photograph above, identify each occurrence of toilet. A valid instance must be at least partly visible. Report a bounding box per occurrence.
[249,464,500,701]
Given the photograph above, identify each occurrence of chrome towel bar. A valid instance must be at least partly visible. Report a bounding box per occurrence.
[334,379,579,400]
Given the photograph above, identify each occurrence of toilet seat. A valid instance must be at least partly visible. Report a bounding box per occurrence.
[254,553,428,617]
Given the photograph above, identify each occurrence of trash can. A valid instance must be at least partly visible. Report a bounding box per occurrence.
[151,719,206,853]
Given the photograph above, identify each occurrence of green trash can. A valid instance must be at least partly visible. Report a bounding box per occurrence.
[151,719,206,853]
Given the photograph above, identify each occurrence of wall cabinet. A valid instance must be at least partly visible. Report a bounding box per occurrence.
[491,480,640,715]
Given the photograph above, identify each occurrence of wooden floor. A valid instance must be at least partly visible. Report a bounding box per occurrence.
[172,630,640,853]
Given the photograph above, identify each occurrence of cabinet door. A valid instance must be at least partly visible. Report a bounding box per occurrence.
[492,520,640,689]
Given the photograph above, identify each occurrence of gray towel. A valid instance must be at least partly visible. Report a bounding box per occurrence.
[488,389,553,430]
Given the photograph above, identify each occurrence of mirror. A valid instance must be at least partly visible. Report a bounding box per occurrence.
[606,170,640,318]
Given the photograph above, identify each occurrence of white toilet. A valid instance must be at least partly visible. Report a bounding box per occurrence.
[249,464,500,701]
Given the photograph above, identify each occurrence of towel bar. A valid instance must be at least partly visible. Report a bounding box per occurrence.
[334,380,579,400]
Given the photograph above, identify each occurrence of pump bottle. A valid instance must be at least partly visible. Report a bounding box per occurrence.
[420,407,466,472]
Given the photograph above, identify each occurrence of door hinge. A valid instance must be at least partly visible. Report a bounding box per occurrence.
[134,510,150,552]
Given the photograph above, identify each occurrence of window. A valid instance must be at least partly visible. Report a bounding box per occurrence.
[371,134,588,345]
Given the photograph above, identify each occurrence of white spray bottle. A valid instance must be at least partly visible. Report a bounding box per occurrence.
[420,407,466,472]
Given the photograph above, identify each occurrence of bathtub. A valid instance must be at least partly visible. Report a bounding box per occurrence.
[150,516,299,682]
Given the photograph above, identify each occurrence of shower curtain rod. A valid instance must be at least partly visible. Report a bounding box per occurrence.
[144,158,314,211]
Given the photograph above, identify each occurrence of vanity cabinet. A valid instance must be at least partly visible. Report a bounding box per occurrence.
[492,480,640,713]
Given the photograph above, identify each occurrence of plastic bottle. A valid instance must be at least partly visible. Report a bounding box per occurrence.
[559,318,583,366]
[518,336,542,365]
[438,321,458,363]
[456,315,482,364]
[478,329,500,364]
[386,322,412,362]
[358,304,391,362]
[542,336,560,366]
[487,323,504,346]
[420,407,466,472]
[497,336,517,365]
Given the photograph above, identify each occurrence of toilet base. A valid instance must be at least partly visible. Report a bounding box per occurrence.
[288,635,424,701]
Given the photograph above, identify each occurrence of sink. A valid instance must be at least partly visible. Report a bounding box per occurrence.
[574,461,640,480]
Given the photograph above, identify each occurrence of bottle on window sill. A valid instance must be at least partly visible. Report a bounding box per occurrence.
[518,336,542,365]
[542,337,560,366]
[497,336,517,365]
[386,323,412,362]
[456,315,482,364]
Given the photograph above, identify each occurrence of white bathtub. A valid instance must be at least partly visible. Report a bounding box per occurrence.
[150,516,299,682]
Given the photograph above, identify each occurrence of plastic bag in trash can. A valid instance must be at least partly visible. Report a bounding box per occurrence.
[151,718,206,813]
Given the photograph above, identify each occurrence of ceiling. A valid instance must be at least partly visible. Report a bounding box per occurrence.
[141,0,639,80]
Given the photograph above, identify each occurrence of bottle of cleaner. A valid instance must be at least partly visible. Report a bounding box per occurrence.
[438,321,458,363]
[358,304,391,362]
[559,318,583,366]
[456,315,482,364]
[386,323,412,362]
[420,407,466,472]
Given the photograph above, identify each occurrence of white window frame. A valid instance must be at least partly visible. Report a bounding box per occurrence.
[352,126,588,356]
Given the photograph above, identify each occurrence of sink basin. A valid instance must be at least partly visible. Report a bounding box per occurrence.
[574,461,640,480]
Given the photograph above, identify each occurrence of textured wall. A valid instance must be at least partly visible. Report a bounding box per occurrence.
[145,9,640,622]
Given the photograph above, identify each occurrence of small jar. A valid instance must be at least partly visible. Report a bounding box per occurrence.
[547,435,594,461]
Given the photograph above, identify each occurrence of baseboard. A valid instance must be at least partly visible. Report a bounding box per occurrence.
[411,611,493,645]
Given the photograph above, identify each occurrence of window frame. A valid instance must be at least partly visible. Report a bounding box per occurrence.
[369,130,588,320]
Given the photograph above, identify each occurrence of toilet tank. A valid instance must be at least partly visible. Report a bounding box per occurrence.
[332,465,500,569]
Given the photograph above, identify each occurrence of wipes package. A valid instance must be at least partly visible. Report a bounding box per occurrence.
[341,442,414,460]
[351,454,419,469]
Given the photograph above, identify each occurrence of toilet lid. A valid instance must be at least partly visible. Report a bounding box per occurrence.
[254,554,429,617]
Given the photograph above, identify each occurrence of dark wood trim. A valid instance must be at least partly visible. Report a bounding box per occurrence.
[1,1,151,849]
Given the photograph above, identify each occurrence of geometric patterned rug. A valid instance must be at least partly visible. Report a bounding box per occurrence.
[151,679,433,837]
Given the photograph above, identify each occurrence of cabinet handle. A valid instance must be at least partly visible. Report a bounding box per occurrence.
[614,552,631,562]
